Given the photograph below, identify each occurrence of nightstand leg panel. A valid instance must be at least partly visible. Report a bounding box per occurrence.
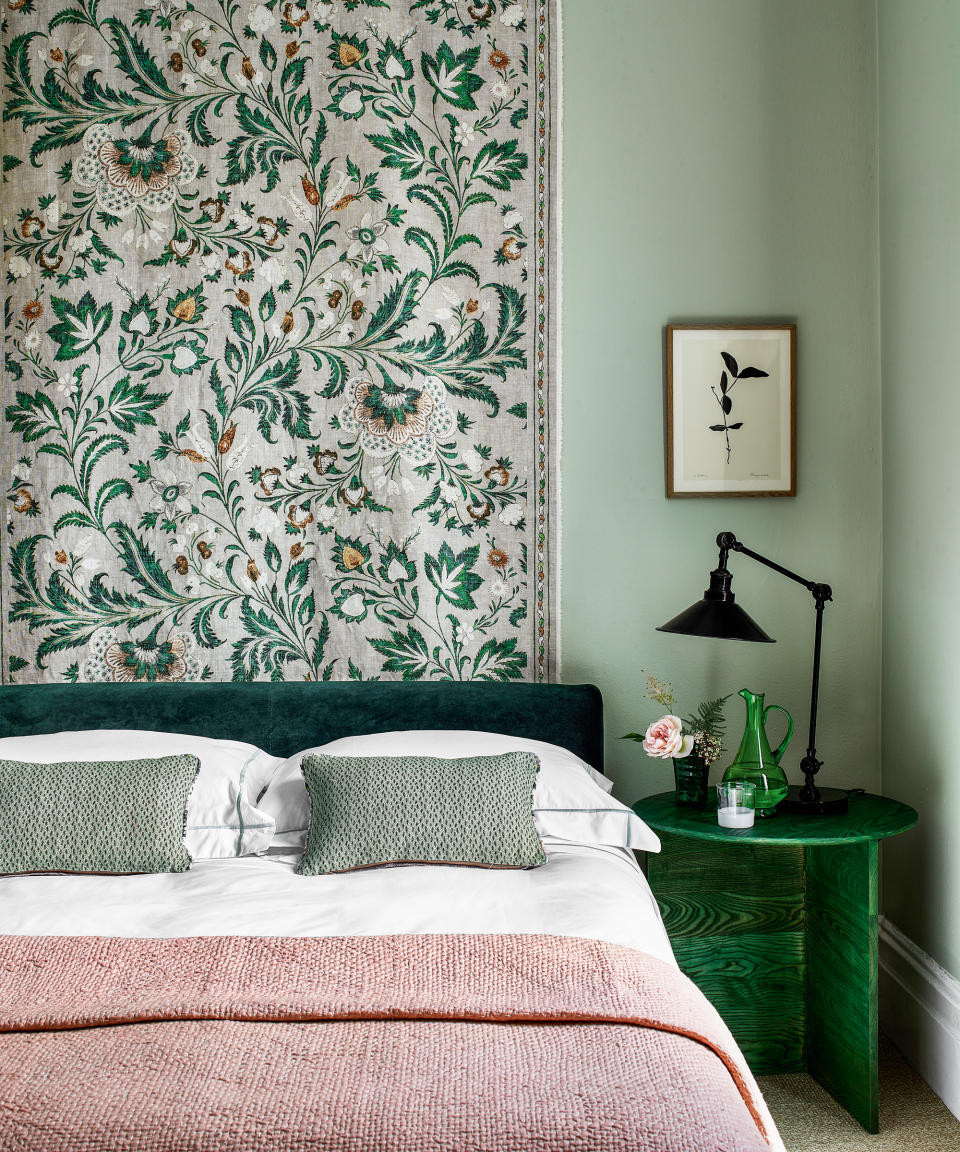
[649,833,806,1074]
[806,840,879,1133]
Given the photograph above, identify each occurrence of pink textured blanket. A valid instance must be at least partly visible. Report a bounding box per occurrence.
[0,934,784,1152]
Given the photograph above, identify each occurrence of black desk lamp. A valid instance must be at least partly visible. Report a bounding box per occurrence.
[658,530,847,815]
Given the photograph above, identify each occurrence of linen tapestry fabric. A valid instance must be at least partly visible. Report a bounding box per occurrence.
[296,750,545,873]
[0,1,559,684]
[0,753,198,873]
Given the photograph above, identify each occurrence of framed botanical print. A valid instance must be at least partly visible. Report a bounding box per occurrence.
[666,323,796,497]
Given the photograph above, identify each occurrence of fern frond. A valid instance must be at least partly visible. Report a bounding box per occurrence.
[683,694,730,740]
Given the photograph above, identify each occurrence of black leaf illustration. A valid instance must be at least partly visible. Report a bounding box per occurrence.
[708,350,769,463]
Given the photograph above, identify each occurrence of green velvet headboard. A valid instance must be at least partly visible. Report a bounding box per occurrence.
[0,682,605,770]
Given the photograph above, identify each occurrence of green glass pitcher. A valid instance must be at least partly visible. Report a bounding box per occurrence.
[721,689,793,817]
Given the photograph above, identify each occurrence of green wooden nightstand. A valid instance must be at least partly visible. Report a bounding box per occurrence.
[632,791,917,1134]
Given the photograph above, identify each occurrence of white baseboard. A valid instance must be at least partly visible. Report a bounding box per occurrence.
[878,916,960,1122]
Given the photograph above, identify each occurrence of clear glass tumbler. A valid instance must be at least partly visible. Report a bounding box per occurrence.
[716,781,756,829]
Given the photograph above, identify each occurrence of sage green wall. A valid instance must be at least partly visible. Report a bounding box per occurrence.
[879,0,960,980]
[561,1,882,802]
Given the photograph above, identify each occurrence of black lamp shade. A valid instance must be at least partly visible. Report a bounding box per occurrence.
[658,597,774,643]
[657,564,775,643]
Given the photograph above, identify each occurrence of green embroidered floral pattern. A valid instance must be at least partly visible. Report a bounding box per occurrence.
[354,380,434,442]
[106,132,182,191]
[1,0,558,684]
[102,635,192,683]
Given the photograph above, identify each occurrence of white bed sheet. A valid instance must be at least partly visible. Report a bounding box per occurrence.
[0,839,676,966]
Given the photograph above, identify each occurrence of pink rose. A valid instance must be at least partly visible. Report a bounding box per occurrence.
[642,715,695,759]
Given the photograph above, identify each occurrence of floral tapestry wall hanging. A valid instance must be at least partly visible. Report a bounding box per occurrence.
[1,0,559,684]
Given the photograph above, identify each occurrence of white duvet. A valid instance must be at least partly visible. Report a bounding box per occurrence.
[0,838,676,966]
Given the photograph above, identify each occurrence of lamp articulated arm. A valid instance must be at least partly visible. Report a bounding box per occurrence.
[714,532,832,804]
[716,531,832,607]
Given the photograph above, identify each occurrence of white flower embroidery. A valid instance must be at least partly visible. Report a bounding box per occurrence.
[433,285,461,324]
[462,449,485,474]
[72,554,100,589]
[248,4,274,33]
[345,212,389,263]
[119,227,163,251]
[340,592,366,618]
[283,190,313,224]
[385,557,409,583]
[433,285,487,330]
[259,255,288,285]
[252,505,284,535]
[338,88,364,117]
[455,622,477,645]
[148,467,193,519]
[324,170,351,208]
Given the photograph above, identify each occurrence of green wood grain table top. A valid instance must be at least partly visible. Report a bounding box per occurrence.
[633,791,917,846]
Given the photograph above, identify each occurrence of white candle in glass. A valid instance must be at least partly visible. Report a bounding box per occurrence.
[717,805,754,829]
[716,781,756,828]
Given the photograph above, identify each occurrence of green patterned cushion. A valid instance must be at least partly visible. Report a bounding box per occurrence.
[297,752,545,875]
[0,755,199,875]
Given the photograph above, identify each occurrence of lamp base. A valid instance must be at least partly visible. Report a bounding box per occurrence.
[780,784,849,815]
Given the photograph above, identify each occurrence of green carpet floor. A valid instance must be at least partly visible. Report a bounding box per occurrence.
[759,1037,960,1151]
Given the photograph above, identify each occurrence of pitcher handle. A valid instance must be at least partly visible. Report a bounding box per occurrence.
[764,704,794,763]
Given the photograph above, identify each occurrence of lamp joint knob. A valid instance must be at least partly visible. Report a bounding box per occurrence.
[800,752,822,776]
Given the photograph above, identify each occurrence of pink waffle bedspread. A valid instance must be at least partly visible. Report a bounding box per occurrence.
[0,933,784,1152]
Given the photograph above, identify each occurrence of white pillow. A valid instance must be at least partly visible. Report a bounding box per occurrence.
[259,730,660,853]
[0,730,282,860]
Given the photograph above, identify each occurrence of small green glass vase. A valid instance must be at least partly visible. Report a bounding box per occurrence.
[673,752,710,807]
[721,688,793,817]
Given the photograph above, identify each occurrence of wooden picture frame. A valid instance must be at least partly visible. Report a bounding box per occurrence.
[666,323,796,498]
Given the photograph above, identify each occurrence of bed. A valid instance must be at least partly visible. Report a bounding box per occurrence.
[0,681,784,1151]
